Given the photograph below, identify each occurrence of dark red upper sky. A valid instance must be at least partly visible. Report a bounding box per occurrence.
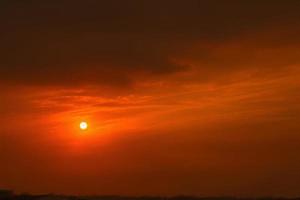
[0,0,300,197]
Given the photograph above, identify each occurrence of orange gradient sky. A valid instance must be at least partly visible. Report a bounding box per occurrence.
[0,0,300,197]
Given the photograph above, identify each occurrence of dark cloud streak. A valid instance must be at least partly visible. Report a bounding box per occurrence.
[0,0,300,87]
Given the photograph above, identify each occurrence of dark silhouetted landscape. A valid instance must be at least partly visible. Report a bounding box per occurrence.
[1,190,300,200]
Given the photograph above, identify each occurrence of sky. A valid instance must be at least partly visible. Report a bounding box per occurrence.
[0,0,300,197]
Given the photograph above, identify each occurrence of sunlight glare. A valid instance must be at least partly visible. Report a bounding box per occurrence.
[80,121,88,130]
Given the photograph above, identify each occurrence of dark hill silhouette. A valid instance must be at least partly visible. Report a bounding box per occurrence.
[0,191,299,200]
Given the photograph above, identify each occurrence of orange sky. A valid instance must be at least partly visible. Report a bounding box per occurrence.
[0,0,300,197]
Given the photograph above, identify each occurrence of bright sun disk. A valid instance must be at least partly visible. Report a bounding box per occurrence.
[80,121,88,130]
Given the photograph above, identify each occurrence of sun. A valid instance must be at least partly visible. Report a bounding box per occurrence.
[79,121,88,130]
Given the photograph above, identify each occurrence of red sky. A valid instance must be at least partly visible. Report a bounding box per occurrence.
[0,0,300,197]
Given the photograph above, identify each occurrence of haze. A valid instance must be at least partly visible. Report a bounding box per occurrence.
[0,0,300,197]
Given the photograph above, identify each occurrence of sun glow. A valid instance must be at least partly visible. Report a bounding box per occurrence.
[80,121,88,130]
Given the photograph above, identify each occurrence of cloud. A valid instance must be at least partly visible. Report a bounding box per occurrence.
[1,1,300,196]
[1,0,300,88]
